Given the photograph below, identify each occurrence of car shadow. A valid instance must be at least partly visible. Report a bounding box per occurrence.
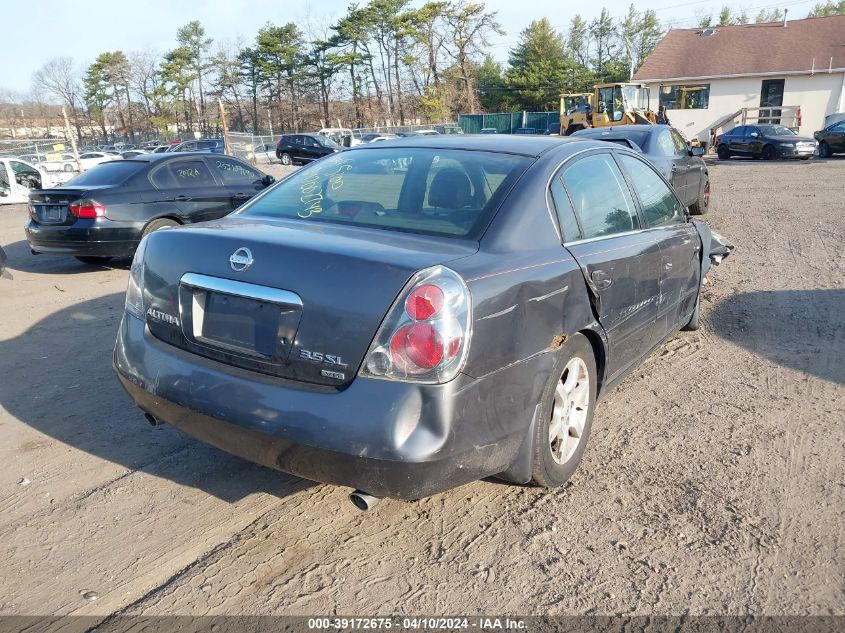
[2,239,131,275]
[709,289,844,385]
[0,293,313,502]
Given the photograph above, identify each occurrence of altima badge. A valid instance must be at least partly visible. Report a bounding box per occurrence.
[229,247,254,272]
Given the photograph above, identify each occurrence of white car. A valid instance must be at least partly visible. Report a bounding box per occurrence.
[317,128,362,147]
[41,153,78,173]
[0,157,64,204]
[78,151,117,170]
[247,143,277,164]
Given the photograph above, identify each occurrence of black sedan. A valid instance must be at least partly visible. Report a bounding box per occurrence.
[716,124,817,160]
[572,124,709,214]
[275,133,341,166]
[815,120,845,157]
[113,136,730,507]
[26,154,273,264]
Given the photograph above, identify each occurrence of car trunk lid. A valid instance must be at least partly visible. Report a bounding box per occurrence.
[141,217,478,387]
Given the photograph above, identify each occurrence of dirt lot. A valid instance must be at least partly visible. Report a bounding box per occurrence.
[0,157,842,618]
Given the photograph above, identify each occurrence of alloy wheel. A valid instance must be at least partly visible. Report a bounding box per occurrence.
[549,357,590,465]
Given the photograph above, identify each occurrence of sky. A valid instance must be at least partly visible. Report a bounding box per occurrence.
[0,0,824,94]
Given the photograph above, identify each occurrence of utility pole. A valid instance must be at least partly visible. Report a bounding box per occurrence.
[218,99,231,156]
[267,107,273,139]
[62,107,82,173]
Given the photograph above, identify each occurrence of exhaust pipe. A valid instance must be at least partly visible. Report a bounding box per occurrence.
[349,490,381,511]
[144,413,163,427]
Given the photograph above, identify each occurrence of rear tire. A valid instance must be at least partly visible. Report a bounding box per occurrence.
[143,218,179,236]
[279,152,292,166]
[63,164,74,172]
[717,145,731,160]
[531,333,597,488]
[818,142,831,158]
[688,179,710,215]
[75,256,112,265]
[762,144,776,160]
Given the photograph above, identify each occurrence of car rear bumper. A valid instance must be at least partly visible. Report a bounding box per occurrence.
[26,219,142,257]
[113,313,549,499]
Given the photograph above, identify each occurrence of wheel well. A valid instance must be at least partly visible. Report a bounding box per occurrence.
[145,215,182,230]
[579,329,606,398]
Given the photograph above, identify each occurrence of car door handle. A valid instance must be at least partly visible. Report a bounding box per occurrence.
[174,195,192,202]
[233,193,250,200]
[590,270,612,289]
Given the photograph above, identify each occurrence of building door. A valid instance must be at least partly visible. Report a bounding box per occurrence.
[760,79,784,124]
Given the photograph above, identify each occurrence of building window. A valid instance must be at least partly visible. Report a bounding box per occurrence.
[659,84,710,110]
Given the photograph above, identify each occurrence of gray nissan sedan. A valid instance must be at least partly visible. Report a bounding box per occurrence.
[113,136,723,508]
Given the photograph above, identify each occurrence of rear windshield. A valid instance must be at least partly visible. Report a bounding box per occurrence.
[65,161,145,186]
[238,148,532,239]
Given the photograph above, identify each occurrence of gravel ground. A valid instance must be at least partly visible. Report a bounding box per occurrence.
[0,157,842,618]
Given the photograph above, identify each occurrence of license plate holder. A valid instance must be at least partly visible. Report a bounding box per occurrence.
[196,291,280,357]
[40,205,65,223]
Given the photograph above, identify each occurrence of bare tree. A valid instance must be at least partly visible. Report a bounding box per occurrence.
[32,57,83,140]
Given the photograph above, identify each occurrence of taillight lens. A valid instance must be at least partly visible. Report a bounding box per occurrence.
[360,266,471,384]
[405,283,444,320]
[125,235,148,319]
[69,199,106,218]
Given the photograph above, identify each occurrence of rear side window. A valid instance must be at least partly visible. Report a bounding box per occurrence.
[239,148,531,239]
[562,153,639,239]
[670,130,689,155]
[211,158,260,184]
[65,161,145,186]
[549,177,581,242]
[151,160,216,189]
[656,130,676,156]
[619,155,682,227]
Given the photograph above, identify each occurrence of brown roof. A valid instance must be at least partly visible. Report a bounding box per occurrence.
[633,15,845,81]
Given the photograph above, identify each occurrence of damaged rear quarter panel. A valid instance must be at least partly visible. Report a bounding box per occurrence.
[451,145,602,384]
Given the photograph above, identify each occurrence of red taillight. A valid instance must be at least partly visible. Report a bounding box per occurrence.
[390,322,444,370]
[361,266,471,384]
[405,283,444,320]
[69,199,106,219]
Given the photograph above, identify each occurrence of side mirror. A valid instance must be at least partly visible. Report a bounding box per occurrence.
[261,174,275,187]
[750,132,759,138]
[690,146,706,156]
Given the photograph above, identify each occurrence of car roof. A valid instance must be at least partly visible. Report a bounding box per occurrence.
[349,134,592,157]
[573,124,665,137]
[121,152,240,164]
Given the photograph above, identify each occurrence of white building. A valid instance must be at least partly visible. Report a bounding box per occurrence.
[633,14,845,143]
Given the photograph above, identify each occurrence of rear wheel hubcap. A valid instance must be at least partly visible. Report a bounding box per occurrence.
[549,357,590,465]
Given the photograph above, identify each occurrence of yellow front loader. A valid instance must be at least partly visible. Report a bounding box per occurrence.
[560,83,657,136]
